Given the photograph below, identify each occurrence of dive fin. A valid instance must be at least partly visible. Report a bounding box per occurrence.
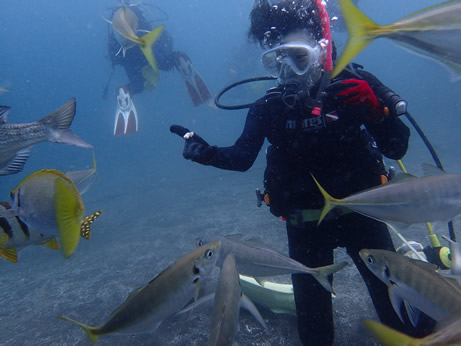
[174,52,211,106]
[114,87,138,136]
[0,148,31,176]
[331,0,381,78]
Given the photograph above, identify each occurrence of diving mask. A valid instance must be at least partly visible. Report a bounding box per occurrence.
[261,41,325,79]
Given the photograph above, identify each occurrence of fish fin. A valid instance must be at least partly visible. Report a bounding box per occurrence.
[178,293,215,315]
[58,316,99,343]
[80,210,103,240]
[39,98,93,148]
[363,319,419,346]
[138,25,164,73]
[0,234,8,249]
[0,105,10,123]
[313,261,349,294]
[421,162,446,176]
[388,285,405,324]
[404,301,421,327]
[194,277,201,302]
[0,148,31,176]
[310,173,341,225]
[331,0,381,78]
[240,294,268,330]
[55,178,84,258]
[40,237,60,250]
[1,248,18,263]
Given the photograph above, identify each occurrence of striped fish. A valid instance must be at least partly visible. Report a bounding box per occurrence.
[360,249,461,325]
[59,241,221,342]
[0,201,58,263]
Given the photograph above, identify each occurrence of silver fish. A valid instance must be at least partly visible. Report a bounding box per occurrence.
[59,241,221,342]
[312,167,461,225]
[197,234,348,293]
[209,254,242,346]
[0,98,92,176]
[360,249,461,325]
[333,0,461,80]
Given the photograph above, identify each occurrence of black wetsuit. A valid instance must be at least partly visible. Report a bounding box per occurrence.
[208,66,432,344]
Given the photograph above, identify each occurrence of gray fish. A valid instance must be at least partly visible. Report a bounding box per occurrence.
[360,249,461,325]
[0,201,58,263]
[333,0,461,80]
[312,167,461,225]
[59,241,221,342]
[209,254,242,346]
[197,235,348,293]
[0,98,92,176]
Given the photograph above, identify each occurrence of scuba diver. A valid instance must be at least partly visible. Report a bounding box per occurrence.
[105,2,211,136]
[170,0,435,344]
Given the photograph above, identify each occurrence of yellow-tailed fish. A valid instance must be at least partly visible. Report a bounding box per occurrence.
[106,6,164,73]
[0,201,59,263]
[197,234,348,294]
[239,275,296,315]
[364,313,461,346]
[312,165,461,226]
[59,241,221,342]
[332,0,461,80]
[0,98,92,176]
[9,169,102,258]
[360,249,461,326]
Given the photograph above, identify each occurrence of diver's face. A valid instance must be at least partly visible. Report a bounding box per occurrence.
[261,33,325,88]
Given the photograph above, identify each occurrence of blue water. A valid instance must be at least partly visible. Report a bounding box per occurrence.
[1,0,460,344]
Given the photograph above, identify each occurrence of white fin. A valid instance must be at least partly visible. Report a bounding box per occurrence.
[0,148,31,176]
[240,294,268,330]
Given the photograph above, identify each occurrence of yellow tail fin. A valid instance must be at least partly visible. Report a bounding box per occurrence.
[139,25,164,73]
[1,248,18,263]
[331,0,381,78]
[58,316,100,343]
[363,319,420,345]
[0,234,8,249]
[55,178,84,258]
[310,174,341,225]
[40,237,60,250]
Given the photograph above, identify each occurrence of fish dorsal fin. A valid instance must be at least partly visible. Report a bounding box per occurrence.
[389,172,417,183]
[40,237,60,250]
[1,248,18,263]
[0,148,31,176]
[421,162,446,176]
[0,105,10,123]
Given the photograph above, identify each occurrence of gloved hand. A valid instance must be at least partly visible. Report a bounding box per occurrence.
[170,125,217,165]
[324,79,384,122]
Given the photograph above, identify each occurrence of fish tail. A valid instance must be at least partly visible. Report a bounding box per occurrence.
[80,210,103,240]
[331,0,381,78]
[1,248,18,263]
[39,98,93,148]
[310,174,340,225]
[0,234,8,249]
[58,316,100,343]
[139,25,164,73]
[55,178,84,258]
[313,261,349,294]
[363,319,421,345]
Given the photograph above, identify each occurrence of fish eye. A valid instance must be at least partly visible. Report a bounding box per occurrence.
[367,256,374,265]
[205,249,214,259]
[198,240,204,247]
